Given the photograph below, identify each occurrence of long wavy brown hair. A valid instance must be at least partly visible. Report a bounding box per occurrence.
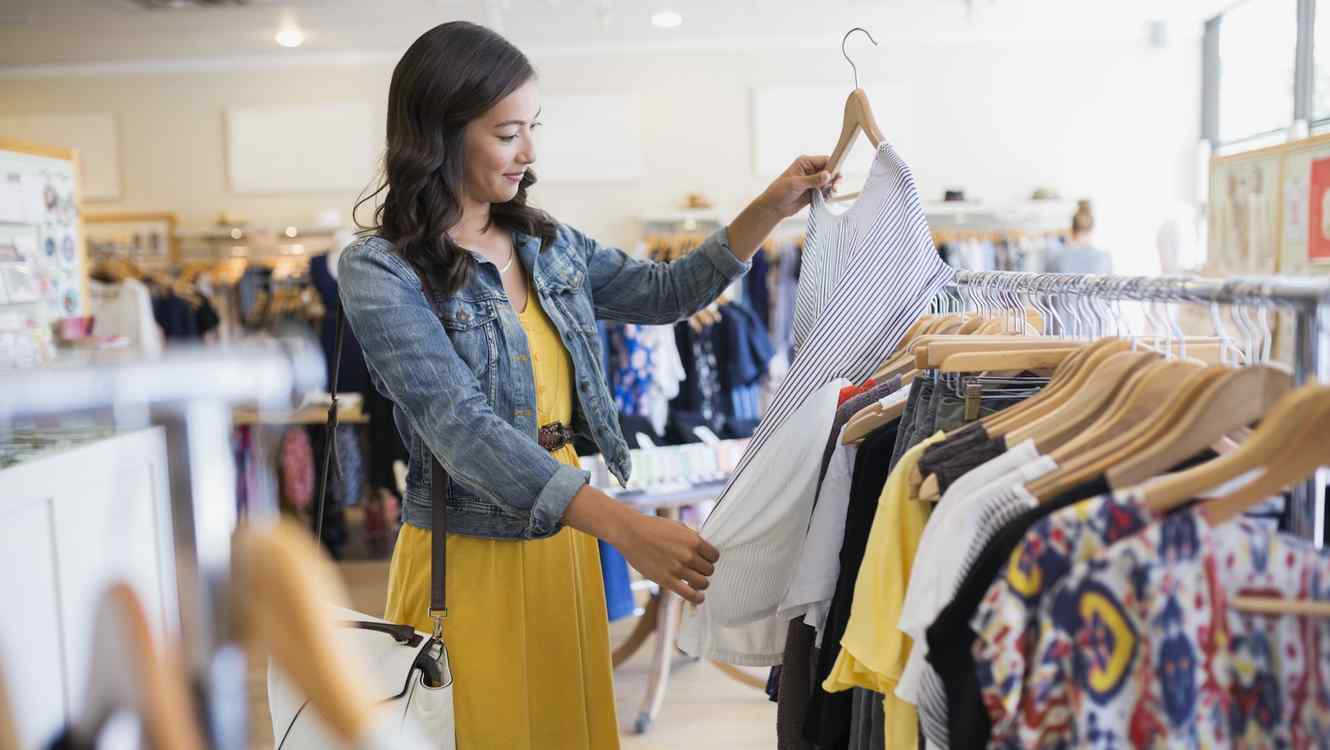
[355,21,558,294]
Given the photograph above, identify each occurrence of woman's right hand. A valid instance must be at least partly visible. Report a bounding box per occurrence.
[563,485,720,604]
[612,512,719,605]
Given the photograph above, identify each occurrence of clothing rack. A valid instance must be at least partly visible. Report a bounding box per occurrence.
[0,342,324,749]
[941,270,1330,543]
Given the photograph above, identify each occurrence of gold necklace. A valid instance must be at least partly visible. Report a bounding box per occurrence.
[497,244,515,274]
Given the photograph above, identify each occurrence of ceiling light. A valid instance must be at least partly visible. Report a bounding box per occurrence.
[651,10,682,28]
[275,29,305,48]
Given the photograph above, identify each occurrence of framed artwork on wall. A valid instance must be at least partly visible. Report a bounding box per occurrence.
[84,212,178,269]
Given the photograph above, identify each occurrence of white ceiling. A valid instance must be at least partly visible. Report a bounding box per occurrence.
[0,0,1240,72]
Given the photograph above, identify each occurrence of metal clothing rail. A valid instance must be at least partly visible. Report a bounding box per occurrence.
[0,340,324,750]
[941,270,1330,543]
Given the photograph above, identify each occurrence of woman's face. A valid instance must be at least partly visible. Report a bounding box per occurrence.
[461,79,540,206]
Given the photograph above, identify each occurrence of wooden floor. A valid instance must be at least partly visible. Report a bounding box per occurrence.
[248,558,776,749]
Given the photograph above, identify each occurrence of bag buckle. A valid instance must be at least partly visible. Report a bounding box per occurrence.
[429,607,447,640]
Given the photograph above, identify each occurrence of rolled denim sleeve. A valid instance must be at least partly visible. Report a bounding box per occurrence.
[567,224,752,325]
[338,241,587,539]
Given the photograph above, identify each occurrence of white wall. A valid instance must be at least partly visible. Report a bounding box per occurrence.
[0,37,1201,274]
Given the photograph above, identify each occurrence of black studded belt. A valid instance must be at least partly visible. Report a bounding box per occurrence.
[538,421,575,452]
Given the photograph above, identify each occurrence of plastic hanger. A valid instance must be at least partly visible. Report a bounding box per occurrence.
[826,28,885,201]
[71,583,206,750]
[236,518,382,746]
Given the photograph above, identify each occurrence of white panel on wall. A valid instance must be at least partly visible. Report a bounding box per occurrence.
[537,93,642,183]
[0,113,120,201]
[751,84,914,178]
[0,500,66,749]
[225,101,376,194]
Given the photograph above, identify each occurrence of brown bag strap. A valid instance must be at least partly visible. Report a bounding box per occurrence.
[417,267,448,632]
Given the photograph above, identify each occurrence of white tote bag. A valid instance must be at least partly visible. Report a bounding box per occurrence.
[267,606,454,748]
[268,304,456,749]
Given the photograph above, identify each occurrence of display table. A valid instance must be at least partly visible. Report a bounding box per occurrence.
[608,481,765,734]
[0,427,177,748]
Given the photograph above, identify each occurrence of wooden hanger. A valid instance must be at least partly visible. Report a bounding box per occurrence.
[825,28,885,203]
[1026,365,1227,500]
[1203,405,1330,525]
[825,88,883,189]
[72,583,206,750]
[917,345,1144,501]
[235,518,380,746]
[912,335,1058,368]
[986,339,1133,437]
[1229,596,1330,617]
[1005,350,1160,452]
[0,661,14,750]
[939,348,1077,373]
[1140,384,1330,515]
[842,392,910,444]
[1045,359,1201,465]
[1107,364,1295,490]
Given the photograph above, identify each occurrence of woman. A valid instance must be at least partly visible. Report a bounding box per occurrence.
[1047,199,1112,274]
[339,21,838,748]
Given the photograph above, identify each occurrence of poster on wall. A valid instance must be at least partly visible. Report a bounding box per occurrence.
[85,213,177,269]
[1307,157,1330,263]
[0,140,87,367]
[1280,138,1330,274]
[1207,151,1282,274]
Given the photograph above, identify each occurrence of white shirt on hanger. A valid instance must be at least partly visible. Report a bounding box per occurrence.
[89,278,163,358]
[676,378,847,666]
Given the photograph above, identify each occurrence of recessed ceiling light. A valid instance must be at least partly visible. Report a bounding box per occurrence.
[651,10,682,28]
[275,29,305,48]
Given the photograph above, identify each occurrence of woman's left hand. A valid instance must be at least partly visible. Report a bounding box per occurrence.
[758,154,842,220]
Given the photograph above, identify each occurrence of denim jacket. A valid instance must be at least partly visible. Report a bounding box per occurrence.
[338,224,751,540]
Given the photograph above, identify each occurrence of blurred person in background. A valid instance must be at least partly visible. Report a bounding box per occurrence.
[1048,199,1113,274]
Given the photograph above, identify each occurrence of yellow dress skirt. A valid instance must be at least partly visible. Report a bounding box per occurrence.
[383,285,620,749]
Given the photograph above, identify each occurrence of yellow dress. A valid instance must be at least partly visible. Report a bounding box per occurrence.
[383,284,620,749]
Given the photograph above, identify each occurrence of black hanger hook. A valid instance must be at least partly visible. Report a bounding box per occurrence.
[841,27,878,90]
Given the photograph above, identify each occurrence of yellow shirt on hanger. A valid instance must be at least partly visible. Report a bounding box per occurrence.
[822,432,944,750]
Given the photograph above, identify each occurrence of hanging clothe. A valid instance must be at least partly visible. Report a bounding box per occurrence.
[89,278,163,357]
[680,141,954,659]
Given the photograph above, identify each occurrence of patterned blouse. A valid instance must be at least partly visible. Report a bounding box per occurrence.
[984,505,1330,748]
[971,492,1156,748]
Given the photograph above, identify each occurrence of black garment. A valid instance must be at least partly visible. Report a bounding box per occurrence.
[310,253,370,393]
[47,728,93,750]
[778,618,819,750]
[195,296,220,336]
[745,247,772,330]
[716,301,775,389]
[766,665,782,703]
[930,436,1008,495]
[152,293,199,339]
[917,422,989,472]
[926,474,1111,750]
[888,379,928,469]
[803,422,900,749]
[669,321,727,439]
[363,384,409,498]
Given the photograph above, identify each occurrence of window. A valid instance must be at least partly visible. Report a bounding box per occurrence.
[1216,0,1299,145]
[1315,0,1330,121]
